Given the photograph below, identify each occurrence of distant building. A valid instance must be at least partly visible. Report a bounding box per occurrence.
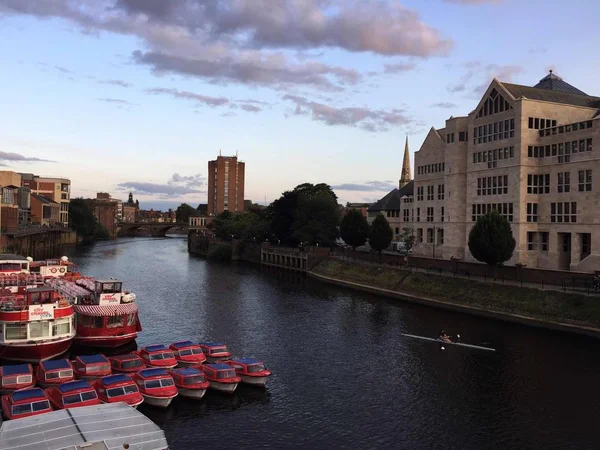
[0,171,25,233]
[207,154,245,215]
[30,194,60,226]
[344,203,372,218]
[122,192,139,223]
[20,174,70,225]
[93,194,118,236]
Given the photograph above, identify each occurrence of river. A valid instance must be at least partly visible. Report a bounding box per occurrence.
[63,237,599,449]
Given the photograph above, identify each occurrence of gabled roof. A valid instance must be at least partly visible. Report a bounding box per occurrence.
[502,82,600,109]
[533,71,587,95]
[367,180,414,212]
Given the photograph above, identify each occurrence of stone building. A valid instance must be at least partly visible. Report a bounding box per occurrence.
[122,192,138,223]
[410,71,600,272]
[368,137,414,239]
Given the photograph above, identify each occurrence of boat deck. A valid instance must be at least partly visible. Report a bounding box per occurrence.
[0,402,168,450]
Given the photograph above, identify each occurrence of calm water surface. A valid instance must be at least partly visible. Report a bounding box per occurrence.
[65,237,600,450]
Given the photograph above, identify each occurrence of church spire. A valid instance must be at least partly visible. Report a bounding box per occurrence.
[399,136,411,188]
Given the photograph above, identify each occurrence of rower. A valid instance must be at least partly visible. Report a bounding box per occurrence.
[438,330,451,342]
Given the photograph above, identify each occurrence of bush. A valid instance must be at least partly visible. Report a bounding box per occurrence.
[208,244,232,262]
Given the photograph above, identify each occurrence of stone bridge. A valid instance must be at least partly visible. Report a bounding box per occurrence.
[118,222,189,237]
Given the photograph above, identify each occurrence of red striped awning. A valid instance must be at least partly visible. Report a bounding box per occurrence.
[74,303,138,317]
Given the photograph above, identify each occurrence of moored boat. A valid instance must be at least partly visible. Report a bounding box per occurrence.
[198,342,232,363]
[131,368,177,408]
[72,354,111,380]
[0,364,35,395]
[1,387,52,420]
[0,286,75,363]
[35,359,74,389]
[169,367,209,400]
[92,374,144,408]
[136,345,178,369]
[170,340,206,367]
[109,353,145,373]
[202,364,240,394]
[45,380,100,410]
[225,358,272,387]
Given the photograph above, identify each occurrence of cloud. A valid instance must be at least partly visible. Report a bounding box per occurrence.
[529,47,547,55]
[473,63,524,94]
[0,0,451,92]
[283,95,412,132]
[431,102,457,109]
[332,181,397,192]
[146,87,229,107]
[239,104,261,113]
[221,112,237,117]
[97,97,134,105]
[383,62,417,74]
[117,173,206,197]
[0,151,54,163]
[444,0,502,4]
[99,79,132,88]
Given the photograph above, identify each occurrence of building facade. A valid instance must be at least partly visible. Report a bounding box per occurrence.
[0,171,26,233]
[409,71,600,272]
[30,194,60,226]
[122,192,139,223]
[20,174,70,226]
[207,154,245,215]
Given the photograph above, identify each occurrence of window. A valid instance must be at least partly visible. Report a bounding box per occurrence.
[417,228,423,243]
[526,203,538,223]
[5,323,27,340]
[446,133,455,144]
[527,232,535,251]
[558,172,570,193]
[477,175,508,196]
[578,170,592,192]
[459,131,467,142]
[441,207,444,222]
[52,319,71,336]
[438,184,445,200]
[107,315,125,328]
[551,202,577,223]
[527,174,550,194]
[438,228,444,245]
[403,209,410,222]
[472,203,514,222]
[528,117,556,130]
[540,232,549,252]
[473,119,514,144]
[416,207,420,222]
[427,185,434,201]
[426,207,434,222]
[29,321,51,338]
[476,90,512,118]
[417,186,423,201]
[395,227,400,235]
[427,228,434,244]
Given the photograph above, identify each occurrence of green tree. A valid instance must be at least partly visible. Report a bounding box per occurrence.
[369,214,393,255]
[468,210,516,276]
[265,190,298,245]
[93,223,111,240]
[69,198,98,237]
[400,227,416,252]
[340,210,369,249]
[175,203,197,223]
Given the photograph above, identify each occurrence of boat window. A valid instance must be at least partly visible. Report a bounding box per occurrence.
[12,404,33,415]
[127,313,136,326]
[191,348,204,355]
[183,375,206,386]
[216,370,236,379]
[17,375,33,384]
[63,394,83,405]
[52,318,71,336]
[247,364,266,373]
[79,316,104,328]
[99,282,122,293]
[60,370,73,378]
[178,349,193,357]
[107,316,125,328]
[160,378,174,387]
[81,391,97,401]
[145,380,162,389]
[32,400,50,412]
[2,376,18,386]
[150,352,174,361]
[210,347,228,354]
[121,360,142,370]
[30,321,51,339]
[86,363,109,373]
[107,387,125,398]
[124,384,139,394]
[5,323,27,340]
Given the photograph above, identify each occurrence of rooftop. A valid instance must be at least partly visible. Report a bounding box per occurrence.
[368,180,414,212]
[533,70,587,95]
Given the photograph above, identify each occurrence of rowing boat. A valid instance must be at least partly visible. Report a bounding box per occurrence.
[401,333,496,352]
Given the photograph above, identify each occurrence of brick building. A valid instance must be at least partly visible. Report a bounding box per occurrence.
[30,194,60,226]
[20,174,70,225]
[122,192,139,223]
[207,154,245,215]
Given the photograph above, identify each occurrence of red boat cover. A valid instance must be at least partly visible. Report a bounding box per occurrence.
[74,303,138,316]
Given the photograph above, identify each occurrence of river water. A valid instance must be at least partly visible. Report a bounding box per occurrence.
[64,237,599,450]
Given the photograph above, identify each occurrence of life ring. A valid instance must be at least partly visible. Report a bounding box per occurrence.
[59,267,66,273]
[50,268,57,274]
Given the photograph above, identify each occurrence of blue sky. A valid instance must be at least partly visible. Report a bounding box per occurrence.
[0,0,598,210]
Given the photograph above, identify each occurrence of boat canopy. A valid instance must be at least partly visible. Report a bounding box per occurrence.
[1,364,31,376]
[199,342,225,347]
[101,374,131,385]
[139,368,168,378]
[145,344,169,352]
[41,359,71,370]
[235,357,260,365]
[173,367,202,376]
[170,340,196,349]
[78,354,108,364]
[206,363,232,371]
[0,402,169,450]
[74,303,138,316]
[58,380,90,393]
[11,389,45,401]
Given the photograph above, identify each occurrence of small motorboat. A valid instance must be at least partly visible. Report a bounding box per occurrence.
[109,353,146,374]
[1,388,52,420]
[136,345,178,369]
[45,380,100,410]
[198,342,232,363]
[72,354,111,380]
[169,367,209,400]
[226,358,272,387]
[93,374,144,408]
[169,341,207,367]
[131,368,178,408]
[35,359,74,389]
[0,364,35,395]
[202,364,240,394]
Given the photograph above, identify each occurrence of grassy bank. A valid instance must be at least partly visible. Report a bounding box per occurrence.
[312,259,600,329]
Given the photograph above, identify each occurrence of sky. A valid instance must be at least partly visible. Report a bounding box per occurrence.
[0,0,598,210]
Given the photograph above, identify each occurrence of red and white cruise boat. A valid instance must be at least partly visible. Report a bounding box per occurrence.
[0,286,75,363]
[47,270,141,348]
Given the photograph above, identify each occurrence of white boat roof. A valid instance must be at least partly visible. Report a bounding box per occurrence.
[0,402,168,450]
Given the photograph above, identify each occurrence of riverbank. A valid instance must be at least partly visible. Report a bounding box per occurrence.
[310,259,600,338]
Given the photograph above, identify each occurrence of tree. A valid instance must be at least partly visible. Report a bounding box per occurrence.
[175,203,197,223]
[291,187,339,247]
[69,198,98,237]
[400,227,416,252]
[340,210,369,249]
[369,214,393,254]
[468,210,516,276]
